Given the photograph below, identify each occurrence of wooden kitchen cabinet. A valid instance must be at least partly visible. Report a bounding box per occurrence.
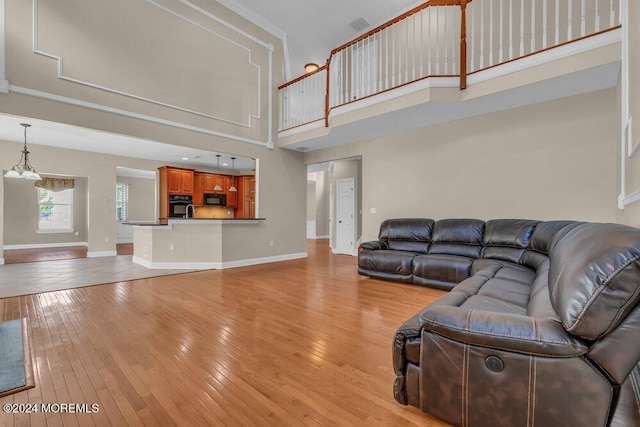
[193,173,204,205]
[235,175,255,218]
[161,167,194,195]
[159,166,195,220]
[226,176,238,208]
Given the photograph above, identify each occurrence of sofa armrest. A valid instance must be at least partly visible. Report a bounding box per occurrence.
[359,240,388,252]
[419,306,588,357]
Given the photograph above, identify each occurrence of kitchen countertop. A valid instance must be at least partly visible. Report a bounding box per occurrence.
[125,218,266,226]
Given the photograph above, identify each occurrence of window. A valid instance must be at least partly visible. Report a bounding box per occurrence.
[37,188,73,231]
[116,183,127,222]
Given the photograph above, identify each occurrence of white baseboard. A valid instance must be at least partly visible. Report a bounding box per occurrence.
[0,258,4,265]
[310,235,330,240]
[3,242,89,250]
[87,250,118,258]
[116,239,134,244]
[132,252,308,270]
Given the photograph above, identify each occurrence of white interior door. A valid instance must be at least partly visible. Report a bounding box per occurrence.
[336,178,355,255]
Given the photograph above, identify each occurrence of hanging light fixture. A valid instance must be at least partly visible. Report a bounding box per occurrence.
[228,157,237,192]
[213,154,223,191]
[4,123,41,180]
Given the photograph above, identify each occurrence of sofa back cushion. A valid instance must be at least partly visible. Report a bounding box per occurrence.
[520,221,580,269]
[549,223,640,340]
[482,219,539,263]
[379,218,434,254]
[428,218,485,258]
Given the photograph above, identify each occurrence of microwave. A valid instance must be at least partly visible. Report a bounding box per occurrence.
[168,194,192,217]
[204,193,226,206]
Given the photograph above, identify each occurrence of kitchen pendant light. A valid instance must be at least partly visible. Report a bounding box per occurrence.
[4,123,41,180]
[213,154,223,191]
[228,157,237,192]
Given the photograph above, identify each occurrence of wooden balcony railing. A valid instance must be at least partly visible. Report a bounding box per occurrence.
[278,0,621,133]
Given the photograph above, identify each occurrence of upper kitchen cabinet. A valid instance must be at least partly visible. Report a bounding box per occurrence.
[160,166,194,195]
[226,176,238,208]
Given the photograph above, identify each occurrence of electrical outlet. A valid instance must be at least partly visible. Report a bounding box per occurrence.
[144,247,149,256]
[269,240,274,247]
[104,237,109,242]
[370,208,377,214]
[169,244,175,251]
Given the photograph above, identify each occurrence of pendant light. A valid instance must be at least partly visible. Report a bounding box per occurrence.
[213,154,223,192]
[228,157,237,192]
[4,123,42,180]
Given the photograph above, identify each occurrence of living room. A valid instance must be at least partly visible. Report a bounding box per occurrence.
[0,0,639,425]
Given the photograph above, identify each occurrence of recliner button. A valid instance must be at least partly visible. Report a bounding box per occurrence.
[485,356,504,372]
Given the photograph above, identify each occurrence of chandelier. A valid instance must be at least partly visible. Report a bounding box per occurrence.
[4,123,41,180]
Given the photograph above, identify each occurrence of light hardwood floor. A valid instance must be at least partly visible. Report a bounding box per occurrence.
[0,240,637,426]
[0,240,448,426]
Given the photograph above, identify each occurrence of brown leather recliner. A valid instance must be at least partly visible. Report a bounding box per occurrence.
[362,219,640,426]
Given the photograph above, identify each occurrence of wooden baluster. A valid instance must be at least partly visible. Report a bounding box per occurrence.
[412,15,416,81]
[436,7,441,74]
[542,0,547,49]
[452,7,458,74]
[531,0,536,53]
[470,3,475,72]
[325,61,330,126]
[568,0,573,41]
[479,1,484,69]
[405,17,409,83]
[520,0,525,56]
[385,28,389,89]
[428,7,432,75]
[555,0,560,45]
[489,0,494,66]
[392,24,396,86]
[444,8,449,74]
[581,0,586,37]
[499,0,504,63]
[509,0,514,60]
[420,9,424,77]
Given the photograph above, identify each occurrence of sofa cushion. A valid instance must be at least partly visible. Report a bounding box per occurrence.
[358,250,417,275]
[549,223,640,340]
[520,221,581,269]
[428,218,485,258]
[379,218,434,254]
[482,219,539,263]
[414,254,474,285]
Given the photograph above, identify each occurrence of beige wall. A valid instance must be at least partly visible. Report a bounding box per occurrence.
[116,176,155,222]
[3,175,88,246]
[0,0,308,259]
[305,88,619,242]
[617,1,640,228]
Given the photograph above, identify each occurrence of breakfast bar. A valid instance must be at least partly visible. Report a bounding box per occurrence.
[130,218,266,269]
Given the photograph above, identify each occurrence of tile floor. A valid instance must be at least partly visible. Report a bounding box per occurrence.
[0,255,196,298]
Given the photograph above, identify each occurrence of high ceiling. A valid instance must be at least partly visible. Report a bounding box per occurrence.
[218,0,424,80]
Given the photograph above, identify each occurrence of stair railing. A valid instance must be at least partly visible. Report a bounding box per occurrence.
[278,0,620,133]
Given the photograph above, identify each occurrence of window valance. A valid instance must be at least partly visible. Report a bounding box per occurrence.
[34,178,75,191]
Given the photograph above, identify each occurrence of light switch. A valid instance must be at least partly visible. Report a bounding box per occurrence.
[370,208,377,214]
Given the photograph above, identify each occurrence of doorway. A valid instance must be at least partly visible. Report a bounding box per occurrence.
[306,157,362,256]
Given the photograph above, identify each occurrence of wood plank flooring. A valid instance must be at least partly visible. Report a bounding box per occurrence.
[0,240,447,426]
[0,239,637,426]
[3,244,133,265]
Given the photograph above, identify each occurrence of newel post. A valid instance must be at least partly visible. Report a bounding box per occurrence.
[325,58,331,127]
[460,0,468,90]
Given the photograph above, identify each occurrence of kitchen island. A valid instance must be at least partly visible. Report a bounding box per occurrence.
[129,218,290,270]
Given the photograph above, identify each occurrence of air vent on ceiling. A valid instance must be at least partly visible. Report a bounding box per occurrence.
[349,17,371,32]
[297,146,309,151]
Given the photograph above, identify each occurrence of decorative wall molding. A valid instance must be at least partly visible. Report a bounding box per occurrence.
[215,0,291,80]
[10,84,270,147]
[16,0,274,147]
[0,0,6,93]
[32,0,264,129]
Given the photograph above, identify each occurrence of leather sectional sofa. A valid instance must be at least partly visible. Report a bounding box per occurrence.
[358,218,640,426]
